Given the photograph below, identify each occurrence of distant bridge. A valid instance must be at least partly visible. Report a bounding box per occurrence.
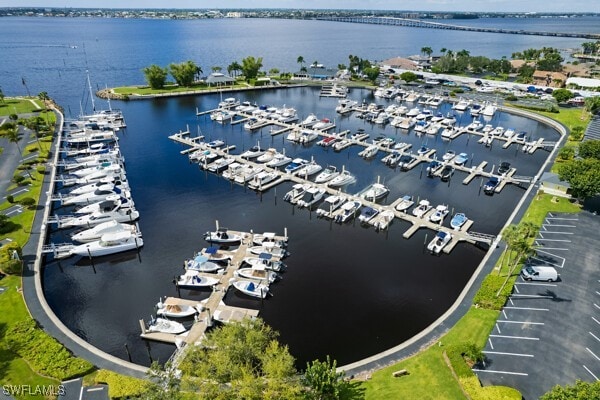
[316,16,600,40]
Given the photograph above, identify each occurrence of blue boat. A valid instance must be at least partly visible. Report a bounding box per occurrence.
[450,213,468,230]
[454,152,469,166]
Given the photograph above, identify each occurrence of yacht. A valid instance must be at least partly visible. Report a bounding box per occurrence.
[298,130,319,144]
[294,160,322,177]
[266,152,292,168]
[247,171,280,190]
[62,184,126,206]
[429,204,449,223]
[327,169,356,187]
[71,220,138,243]
[358,144,378,159]
[442,150,456,162]
[283,183,309,204]
[59,205,139,229]
[334,200,362,223]
[210,110,234,123]
[450,213,468,230]
[358,206,379,223]
[207,156,235,173]
[240,143,265,159]
[316,195,347,218]
[256,148,278,163]
[481,102,497,118]
[335,99,357,113]
[68,231,143,257]
[452,98,470,111]
[300,114,319,127]
[234,165,263,184]
[466,119,484,131]
[314,165,339,184]
[296,186,326,208]
[284,158,308,174]
[357,183,389,202]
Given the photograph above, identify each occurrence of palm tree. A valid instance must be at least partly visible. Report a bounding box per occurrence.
[5,126,33,179]
[311,61,319,79]
[420,46,433,57]
[194,66,203,82]
[296,56,305,73]
[440,47,447,54]
[0,87,5,104]
[38,91,51,126]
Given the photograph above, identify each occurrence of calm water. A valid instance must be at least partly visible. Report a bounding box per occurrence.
[0,16,569,367]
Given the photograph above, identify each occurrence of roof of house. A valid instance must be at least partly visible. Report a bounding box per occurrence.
[532,70,567,81]
[566,76,600,88]
[205,73,235,84]
[540,172,571,188]
[380,57,419,71]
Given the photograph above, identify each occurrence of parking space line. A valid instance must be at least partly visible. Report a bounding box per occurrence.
[587,348,600,361]
[596,291,600,296]
[484,351,534,358]
[538,231,574,235]
[515,282,557,287]
[512,294,554,299]
[594,317,600,326]
[590,332,600,343]
[488,338,494,350]
[473,369,528,376]
[595,304,600,311]
[513,285,520,293]
[5,207,23,216]
[9,188,29,196]
[495,323,501,334]
[531,254,564,268]
[508,298,514,306]
[536,247,569,251]
[504,306,549,311]
[490,334,539,340]
[502,310,508,319]
[497,320,544,325]
[544,224,577,228]
[534,238,571,242]
[22,154,38,161]
[583,365,599,381]
[545,217,578,221]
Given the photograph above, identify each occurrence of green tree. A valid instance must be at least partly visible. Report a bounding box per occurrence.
[552,88,574,103]
[211,66,222,73]
[558,158,600,199]
[420,46,433,57]
[578,139,600,159]
[240,56,263,82]
[400,71,417,83]
[496,222,538,295]
[337,64,347,71]
[541,379,600,400]
[584,96,600,114]
[570,125,585,141]
[297,55,305,72]
[227,61,241,78]
[363,66,380,84]
[142,64,168,89]
[143,362,183,400]
[0,86,4,104]
[558,146,576,161]
[302,356,349,400]
[179,318,301,399]
[269,68,280,76]
[537,52,564,72]
[169,60,198,87]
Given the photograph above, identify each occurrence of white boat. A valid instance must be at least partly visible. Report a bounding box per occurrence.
[64,142,110,157]
[491,126,505,136]
[452,99,470,111]
[441,113,457,126]
[147,317,187,334]
[176,270,220,288]
[412,200,432,218]
[265,152,292,168]
[207,156,235,173]
[296,186,325,208]
[373,209,395,230]
[232,280,269,299]
[358,144,378,159]
[427,231,452,254]
[298,130,319,144]
[481,124,494,134]
[454,152,469,166]
[395,195,414,211]
[234,165,263,184]
[336,99,357,113]
[426,123,441,136]
[199,246,232,263]
[415,109,433,121]
[358,183,389,201]
[442,150,456,162]
[481,102,497,118]
[156,299,199,318]
[300,113,319,127]
[236,267,278,283]
[414,120,430,133]
[243,117,265,131]
[406,106,420,117]
[62,184,126,206]
[247,171,279,190]
[73,193,132,215]
[314,165,339,184]
[65,153,122,171]
[503,128,515,138]
[207,139,226,149]
[429,204,449,223]
[398,117,415,130]
[211,110,234,123]
[294,160,322,177]
[71,162,122,178]
[204,228,242,244]
[327,169,356,187]
[218,97,239,109]
[222,162,244,180]
[316,194,347,218]
[312,118,333,130]
[71,220,137,243]
[252,232,288,248]
[278,107,298,123]
[68,178,127,196]
[240,143,265,159]
[450,213,468,230]
[334,200,362,223]
[466,119,483,131]
[184,255,222,273]
[283,183,308,204]
[243,253,286,272]
[256,148,278,163]
[66,131,117,145]
[68,231,143,257]
[358,206,379,223]
[249,242,289,258]
[284,158,308,174]
[59,205,139,229]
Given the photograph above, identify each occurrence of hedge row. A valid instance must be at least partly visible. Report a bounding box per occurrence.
[459,376,522,400]
[473,274,514,310]
[5,320,95,380]
[94,369,148,399]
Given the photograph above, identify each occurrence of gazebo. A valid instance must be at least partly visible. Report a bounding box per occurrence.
[205,73,235,87]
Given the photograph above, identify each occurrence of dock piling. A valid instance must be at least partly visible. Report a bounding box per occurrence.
[124,343,132,362]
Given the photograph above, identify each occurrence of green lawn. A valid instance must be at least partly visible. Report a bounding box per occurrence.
[0,99,42,116]
[536,106,590,130]
[113,82,250,96]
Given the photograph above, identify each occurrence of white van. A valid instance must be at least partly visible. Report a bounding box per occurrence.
[521,266,558,282]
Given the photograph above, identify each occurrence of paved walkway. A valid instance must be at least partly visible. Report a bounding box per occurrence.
[18,109,147,379]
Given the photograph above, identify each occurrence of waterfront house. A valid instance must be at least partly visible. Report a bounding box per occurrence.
[205,72,235,87]
[539,172,571,198]
[532,70,567,88]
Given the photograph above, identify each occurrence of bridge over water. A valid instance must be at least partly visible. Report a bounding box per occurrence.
[317,16,600,40]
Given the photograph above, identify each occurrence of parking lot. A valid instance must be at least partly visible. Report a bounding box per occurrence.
[475,212,600,399]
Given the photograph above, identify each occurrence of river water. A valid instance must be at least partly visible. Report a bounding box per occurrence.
[0,15,576,366]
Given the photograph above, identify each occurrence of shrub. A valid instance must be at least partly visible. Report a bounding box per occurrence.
[5,320,95,380]
[36,165,45,174]
[459,376,522,400]
[12,175,25,184]
[19,197,36,209]
[473,274,513,310]
[0,242,22,274]
[558,146,576,161]
[505,94,518,101]
[6,195,14,203]
[570,126,585,141]
[94,370,148,399]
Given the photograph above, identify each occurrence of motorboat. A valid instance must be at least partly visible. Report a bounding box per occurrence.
[199,246,232,263]
[284,158,308,174]
[453,152,469,166]
[441,113,457,126]
[244,253,286,272]
[294,160,322,177]
[218,97,239,109]
[314,165,339,184]
[300,113,319,127]
[453,98,470,111]
[491,126,505,137]
[406,107,420,117]
[265,152,292,168]
[398,117,416,130]
[317,135,338,147]
[450,213,468,230]
[334,200,362,223]
[190,149,219,165]
[68,231,143,257]
[316,194,347,218]
[204,228,242,244]
[243,117,265,131]
[481,102,497,118]
[426,124,441,136]
[332,139,351,152]
[232,280,269,299]
[350,129,369,142]
[358,206,379,223]
[412,200,432,218]
[62,184,126,206]
[327,169,356,187]
[247,171,279,190]
[207,156,235,173]
[413,121,430,133]
[427,231,452,254]
[207,139,226,149]
[481,124,494,134]
[358,144,378,159]
[431,112,444,123]
[222,162,244,180]
[236,266,279,283]
[467,119,484,131]
[156,298,199,318]
[498,161,511,175]
[64,153,122,171]
[283,183,308,204]
[71,162,122,178]
[252,232,288,248]
[256,148,278,163]
[395,195,414,212]
[503,128,515,138]
[184,254,222,273]
[312,118,333,130]
[429,204,449,223]
[373,209,395,230]
[442,150,456,162]
[249,241,289,257]
[71,220,137,243]
[298,130,319,144]
[72,168,126,186]
[58,205,139,229]
[210,110,234,123]
[234,165,263,184]
[66,131,118,145]
[64,142,110,157]
[358,183,389,201]
[397,154,416,171]
[296,186,326,208]
[240,143,265,159]
[74,193,132,215]
[415,109,433,121]
[336,99,357,113]
[382,151,402,168]
[440,165,455,181]
[417,145,430,156]
[483,176,500,194]
[427,160,442,175]
[146,317,187,334]
[68,178,128,196]
[176,270,220,288]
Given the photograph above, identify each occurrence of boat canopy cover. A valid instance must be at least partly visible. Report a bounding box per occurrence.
[259,252,273,260]
[247,282,255,291]
[194,255,209,264]
[205,246,218,254]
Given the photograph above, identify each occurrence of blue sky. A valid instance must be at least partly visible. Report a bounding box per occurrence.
[2,1,599,13]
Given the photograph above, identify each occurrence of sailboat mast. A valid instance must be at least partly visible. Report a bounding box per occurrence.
[86,70,96,112]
